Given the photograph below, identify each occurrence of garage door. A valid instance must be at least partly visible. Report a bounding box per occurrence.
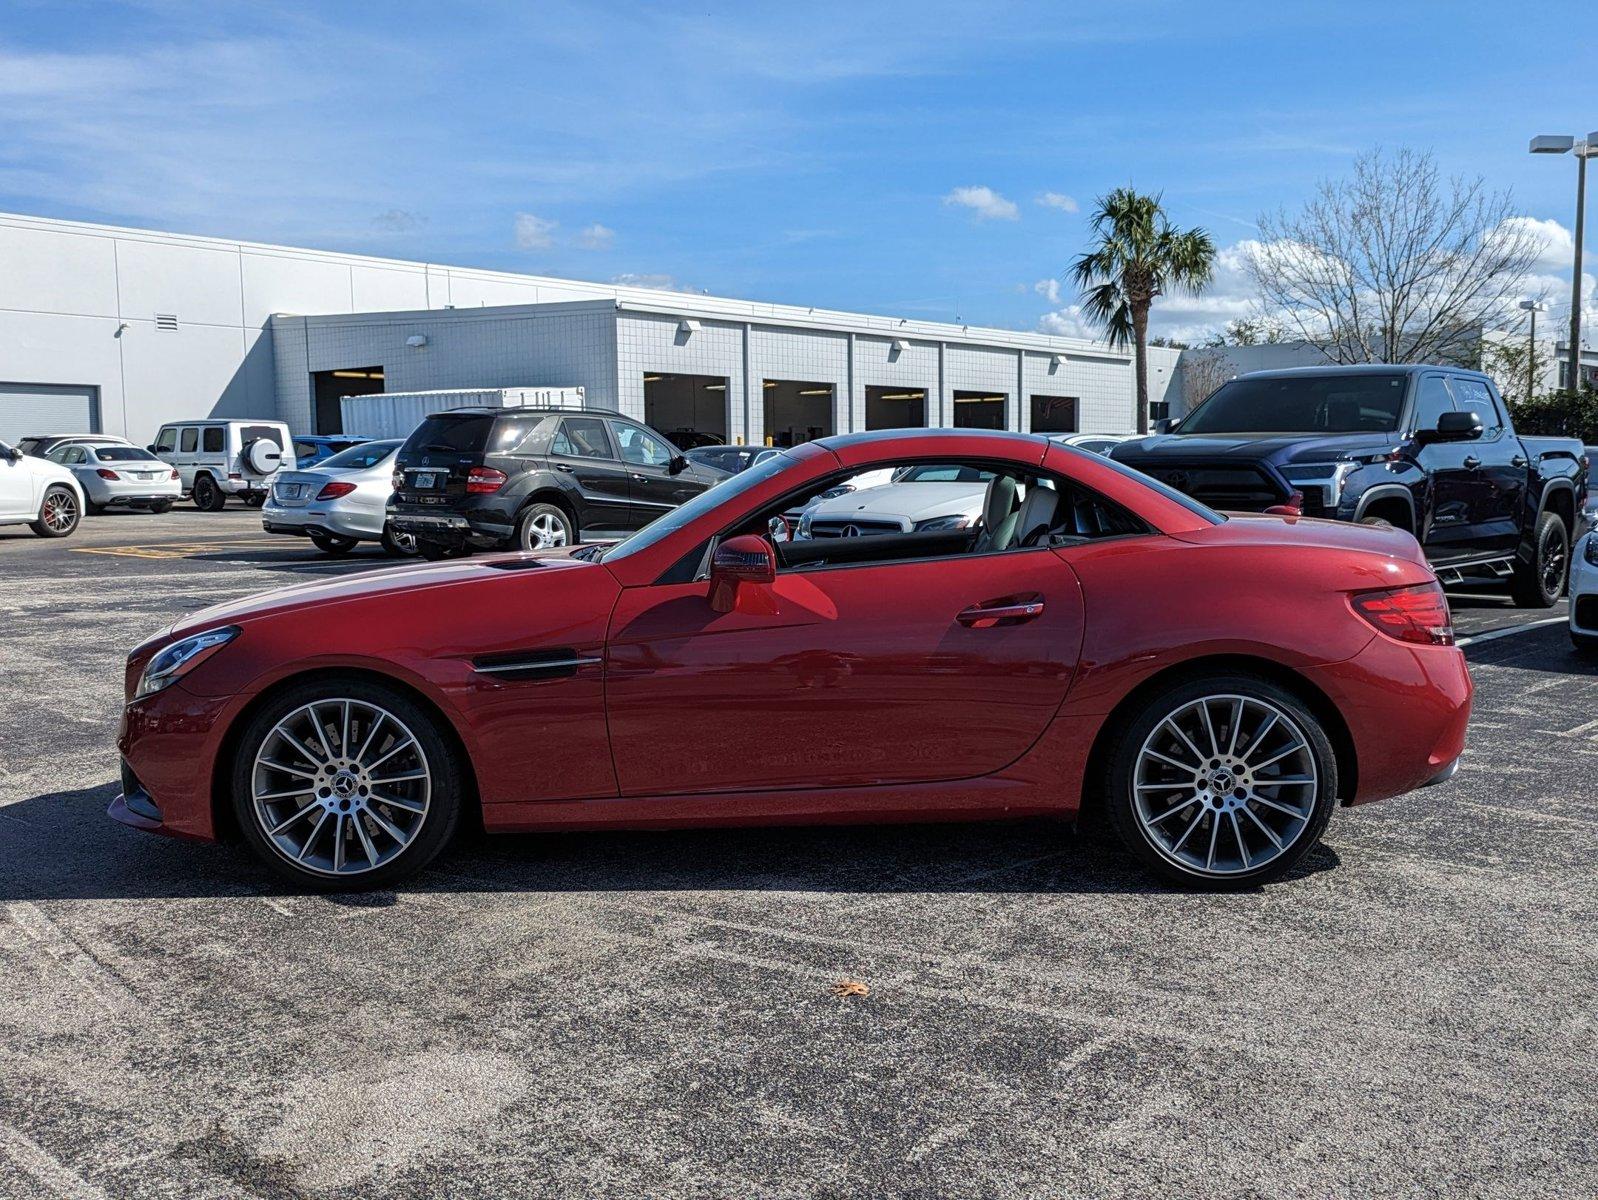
[0,383,100,445]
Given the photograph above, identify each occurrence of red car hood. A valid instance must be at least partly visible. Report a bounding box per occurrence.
[1177,512,1429,566]
[168,551,600,639]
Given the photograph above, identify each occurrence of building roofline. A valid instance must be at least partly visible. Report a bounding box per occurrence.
[4,209,1143,360]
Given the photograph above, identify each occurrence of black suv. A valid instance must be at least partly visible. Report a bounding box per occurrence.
[388,407,724,559]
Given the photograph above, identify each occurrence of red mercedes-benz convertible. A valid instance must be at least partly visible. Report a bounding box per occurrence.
[112,429,1470,889]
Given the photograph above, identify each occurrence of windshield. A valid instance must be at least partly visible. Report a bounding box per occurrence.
[95,446,158,462]
[892,464,996,484]
[604,451,794,561]
[687,447,755,471]
[1178,374,1407,434]
[318,441,399,471]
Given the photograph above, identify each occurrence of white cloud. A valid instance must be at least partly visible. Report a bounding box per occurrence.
[1037,305,1096,340]
[1033,278,1062,304]
[513,212,557,250]
[611,272,699,293]
[943,185,1019,222]
[577,222,615,250]
[1037,192,1078,213]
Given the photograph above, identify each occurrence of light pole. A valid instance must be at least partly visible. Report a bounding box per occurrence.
[1518,298,1547,402]
[1530,133,1597,392]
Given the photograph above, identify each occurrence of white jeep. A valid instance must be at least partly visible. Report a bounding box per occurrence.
[149,420,292,511]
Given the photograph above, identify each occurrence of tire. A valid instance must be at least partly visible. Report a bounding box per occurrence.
[192,474,226,512]
[1511,511,1568,608]
[149,499,174,515]
[29,486,81,538]
[1359,516,1393,530]
[417,538,470,561]
[381,523,419,558]
[1102,672,1339,889]
[86,502,106,516]
[309,531,359,556]
[243,493,266,509]
[230,677,464,890]
[514,502,575,551]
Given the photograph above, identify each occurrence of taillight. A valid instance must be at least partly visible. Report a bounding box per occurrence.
[170,469,180,480]
[96,468,120,480]
[392,470,404,491]
[315,481,357,500]
[1351,583,1454,646]
[466,466,507,494]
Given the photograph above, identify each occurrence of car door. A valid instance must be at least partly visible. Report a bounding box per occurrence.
[545,416,633,537]
[0,442,35,519]
[1448,376,1525,556]
[610,420,709,527]
[175,426,199,488]
[1411,373,1478,562]
[49,444,91,491]
[604,543,1085,796]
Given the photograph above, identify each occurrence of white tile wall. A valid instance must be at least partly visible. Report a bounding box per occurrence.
[617,312,746,440]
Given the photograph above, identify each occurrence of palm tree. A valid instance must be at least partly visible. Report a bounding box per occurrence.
[1071,189,1215,434]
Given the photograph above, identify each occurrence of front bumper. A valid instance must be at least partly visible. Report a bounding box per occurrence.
[1570,536,1598,636]
[113,682,242,842]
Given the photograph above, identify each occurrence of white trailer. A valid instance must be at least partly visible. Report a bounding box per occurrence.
[340,387,587,440]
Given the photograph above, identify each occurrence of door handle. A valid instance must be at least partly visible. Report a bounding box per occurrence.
[553,463,574,473]
[1463,456,1481,470]
[956,599,1045,628]
[1511,455,1528,468]
[631,473,647,482]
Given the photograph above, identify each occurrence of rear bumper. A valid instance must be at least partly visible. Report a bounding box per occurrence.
[262,502,380,541]
[1301,635,1472,805]
[387,505,513,546]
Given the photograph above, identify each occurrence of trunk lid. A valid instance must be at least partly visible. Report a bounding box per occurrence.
[392,412,498,508]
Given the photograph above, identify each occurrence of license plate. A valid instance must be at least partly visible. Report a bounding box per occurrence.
[277,483,303,499]
[413,472,438,489]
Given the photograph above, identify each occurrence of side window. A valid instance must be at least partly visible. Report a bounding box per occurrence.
[611,422,674,468]
[67,447,88,465]
[202,427,224,453]
[179,428,198,453]
[46,445,73,464]
[1411,375,1455,433]
[294,441,317,460]
[551,417,613,459]
[1451,378,1503,436]
[155,428,178,454]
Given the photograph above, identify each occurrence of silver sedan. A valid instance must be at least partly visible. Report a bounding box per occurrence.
[45,442,180,513]
[262,440,416,557]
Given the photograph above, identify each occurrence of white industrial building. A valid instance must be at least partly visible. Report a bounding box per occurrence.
[0,211,1179,447]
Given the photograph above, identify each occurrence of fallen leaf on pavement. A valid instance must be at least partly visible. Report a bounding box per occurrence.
[831,979,869,998]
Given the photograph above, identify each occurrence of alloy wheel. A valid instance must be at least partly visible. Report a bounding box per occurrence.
[249,699,432,877]
[42,490,78,533]
[1131,693,1318,878]
[1541,524,1567,597]
[522,511,568,549]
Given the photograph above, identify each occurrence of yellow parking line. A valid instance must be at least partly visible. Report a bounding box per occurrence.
[72,536,287,559]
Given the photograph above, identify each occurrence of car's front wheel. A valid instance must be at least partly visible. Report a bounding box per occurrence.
[1512,511,1568,608]
[1104,673,1338,888]
[30,486,81,538]
[230,679,463,889]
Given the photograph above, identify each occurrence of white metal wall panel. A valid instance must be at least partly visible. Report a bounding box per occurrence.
[0,383,99,444]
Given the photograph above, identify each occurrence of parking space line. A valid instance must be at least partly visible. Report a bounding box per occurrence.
[1456,617,1567,648]
[0,1124,116,1200]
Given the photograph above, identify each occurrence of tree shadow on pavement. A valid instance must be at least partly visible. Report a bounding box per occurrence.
[0,782,1340,904]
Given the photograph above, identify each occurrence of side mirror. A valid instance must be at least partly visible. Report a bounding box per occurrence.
[767,515,792,543]
[0,444,19,463]
[1415,410,1483,445]
[147,445,158,454]
[668,454,688,476]
[708,534,777,613]
[1153,418,1174,434]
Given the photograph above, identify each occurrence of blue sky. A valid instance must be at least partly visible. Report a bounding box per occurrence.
[2,0,1594,341]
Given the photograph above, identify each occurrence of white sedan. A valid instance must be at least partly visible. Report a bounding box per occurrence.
[796,463,990,538]
[1571,529,1597,654]
[45,442,179,513]
[262,439,416,557]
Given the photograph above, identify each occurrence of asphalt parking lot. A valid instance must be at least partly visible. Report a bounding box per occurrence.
[1,508,1595,1199]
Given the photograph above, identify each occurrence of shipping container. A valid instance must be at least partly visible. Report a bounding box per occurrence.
[340,387,587,440]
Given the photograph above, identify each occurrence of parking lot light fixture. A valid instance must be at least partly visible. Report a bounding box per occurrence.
[1529,133,1595,390]
[1520,299,1548,400]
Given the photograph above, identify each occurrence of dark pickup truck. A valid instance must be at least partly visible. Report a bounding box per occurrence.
[1112,365,1588,607]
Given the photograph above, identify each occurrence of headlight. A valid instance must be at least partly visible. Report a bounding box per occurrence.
[914,513,973,532]
[796,512,814,538]
[1280,462,1355,506]
[1584,535,1598,567]
[135,626,240,700]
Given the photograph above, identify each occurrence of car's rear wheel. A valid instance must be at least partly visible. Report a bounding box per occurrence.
[193,474,226,512]
[1104,673,1338,888]
[417,538,470,561]
[30,486,81,538]
[1511,511,1568,608]
[309,531,359,556]
[381,523,420,557]
[515,502,574,551]
[231,679,463,890]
